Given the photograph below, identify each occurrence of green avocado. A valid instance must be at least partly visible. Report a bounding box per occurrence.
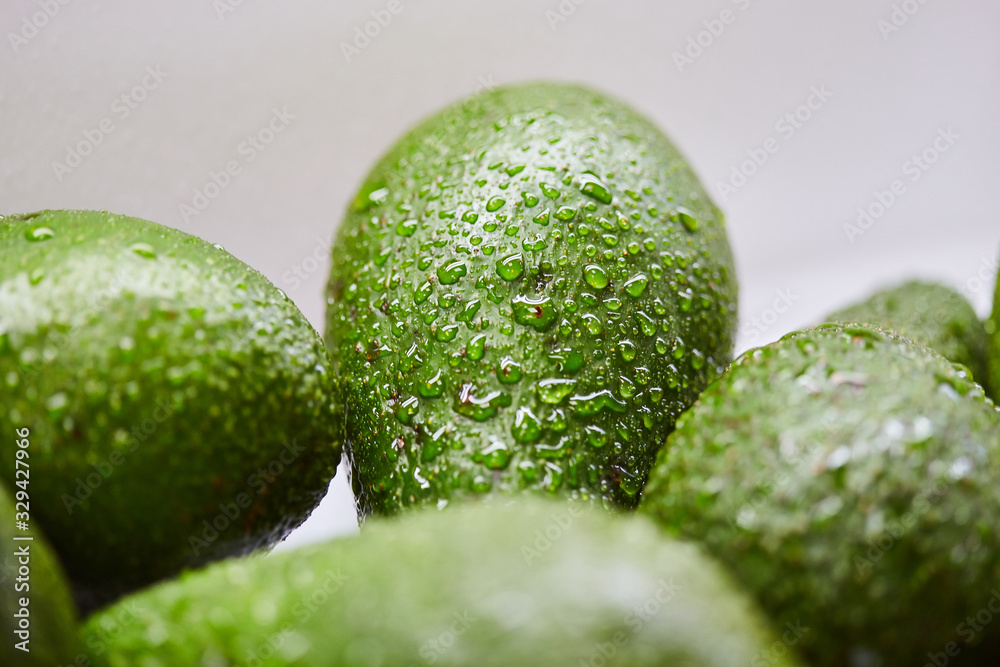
[80,499,799,666]
[640,323,1000,665]
[325,83,738,518]
[0,210,342,612]
[827,279,990,393]
[1,480,78,666]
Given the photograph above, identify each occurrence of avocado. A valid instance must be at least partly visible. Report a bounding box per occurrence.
[0,210,341,611]
[325,83,738,518]
[81,499,799,666]
[827,279,990,393]
[640,323,1000,665]
[1,480,78,666]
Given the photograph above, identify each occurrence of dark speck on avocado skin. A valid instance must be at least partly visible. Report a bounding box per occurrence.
[0,210,343,613]
[641,323,1000,666]
[325,83,738,518]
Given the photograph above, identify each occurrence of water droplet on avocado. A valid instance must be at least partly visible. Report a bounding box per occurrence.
[486,196,506,212]
[462,211,479,223]
[497,357,523,384]
[532,209,550,226]
[585,424,608,447]
[435,324,459,342]
[454,384,511,422]
[511,407,542,443]
[476,438,511,470]
[672,207,698,232]
[395,396,419,424]
[583,265,609,289]
[619,340,636,361]
[512,295,557,331]
[437,261,467,285]
[579,173,613,205]
[467,334,487,360]
[624,274,649,298]
[522,192,539,207]
[25,226,55,242]
[536,378,577,404]
[554,206,576,222]
[396,219,419,237]
[497,253,524,281]
[130,242,157,259]
[540,183,560,199]
[418,370,445,398]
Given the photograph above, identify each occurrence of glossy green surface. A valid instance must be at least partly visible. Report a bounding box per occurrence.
[82,499,798,667]
[828,279,990,394]
[325,83,737,517]
[0,481,78,666]
[0,210,342,610]
[641,323,1000,665]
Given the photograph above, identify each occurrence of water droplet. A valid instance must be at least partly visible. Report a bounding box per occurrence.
[554,206,576,221]
[396,219,419,237]
[540,183,560,199]
[583,265,609,289]
[497,357,523,384]
[418,370,445,398]
[569,390,627,416]
[476,438,511,470]
[672,207,698,232]
[28,268,45,285]
[437,261,467,285]
[522,192,539,207]
[462,211,479,223]
[395,396,419,424]
[532,209,550,226]
[454,384,512,422]
[585,425,608,447]
[512,295,557,331]
[624,274,649,298]
[619,340,636,361]
[25,227,55,242]
[522,235,547,252]
[414,281,434,304]
[505,164,526,177]
[435,324,459,342]
[536,378,577,404]
[486,196,506,212]
[582,313,603,335]
[511,407,542,443]
[496,253,524,281]
[467,334,486,361]
[130,242,157,259]
[579,173,613,204]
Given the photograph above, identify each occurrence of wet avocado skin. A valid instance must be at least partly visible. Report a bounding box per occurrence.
[80,499,799,666]
[827,279,991,394]
[326,83,738,518]
[0,210,341,610]
[0,481,78,666]
[641,323,1000,665]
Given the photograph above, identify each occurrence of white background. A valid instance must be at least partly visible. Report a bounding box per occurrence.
[2,0,998,550]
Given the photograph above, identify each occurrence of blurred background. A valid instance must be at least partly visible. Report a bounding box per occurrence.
[2,0,998,549]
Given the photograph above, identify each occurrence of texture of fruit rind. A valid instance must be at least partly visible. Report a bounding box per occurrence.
[641,323,1000,665]
[0,210,342,609]
[325,82,738,518]
[81,499,799,667]
[827,279,990,394]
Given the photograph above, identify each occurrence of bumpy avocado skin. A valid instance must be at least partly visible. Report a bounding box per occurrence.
[81,499,798,667]
[828,279,990,393]
[640,323,1000,665]
[1,482,78,666]
[325,83,738,517]
[0,210,342,610]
